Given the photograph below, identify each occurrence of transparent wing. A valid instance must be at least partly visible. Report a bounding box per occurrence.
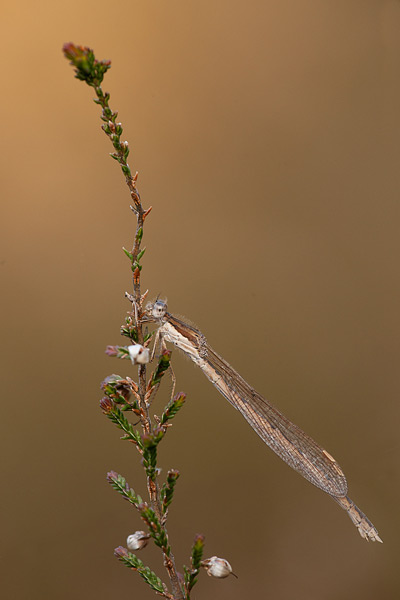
[203,346,348,498]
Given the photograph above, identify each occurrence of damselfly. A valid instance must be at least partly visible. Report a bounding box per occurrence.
[145,300,382,542]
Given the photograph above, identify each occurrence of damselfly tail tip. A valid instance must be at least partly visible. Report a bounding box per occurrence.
[336,495,383,543]
[357,525,383,543]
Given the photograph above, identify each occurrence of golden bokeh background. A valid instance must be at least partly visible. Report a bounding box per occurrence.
[1,1,400,598]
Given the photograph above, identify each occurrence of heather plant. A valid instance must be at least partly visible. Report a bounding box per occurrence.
[63,43,236,599]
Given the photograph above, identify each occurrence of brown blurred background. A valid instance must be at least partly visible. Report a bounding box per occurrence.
[1,1,400,598]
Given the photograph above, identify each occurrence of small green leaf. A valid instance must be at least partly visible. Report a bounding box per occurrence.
[112,137,121,150]
[122,247,134,261]
[135,227,143,243]
[120,318,139,342]
[136,247,146,262]
[184,534,205,595]
[103,403,142,446]
[106,471,141,507]
[160,392,186,425]
[161,469,180,514]
[114,546,165,593]
[141,428,166,480]
[138,504,171,555]
[150,350,171,388]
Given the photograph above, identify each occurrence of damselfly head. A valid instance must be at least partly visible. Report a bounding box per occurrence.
[146,299,168,320]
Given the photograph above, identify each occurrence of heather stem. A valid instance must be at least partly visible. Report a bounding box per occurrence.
[63,43,184,599]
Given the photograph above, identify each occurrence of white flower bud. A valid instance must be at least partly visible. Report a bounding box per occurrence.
[128,344,150,364]
[201,556,237,579]
[126,531,150,551]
